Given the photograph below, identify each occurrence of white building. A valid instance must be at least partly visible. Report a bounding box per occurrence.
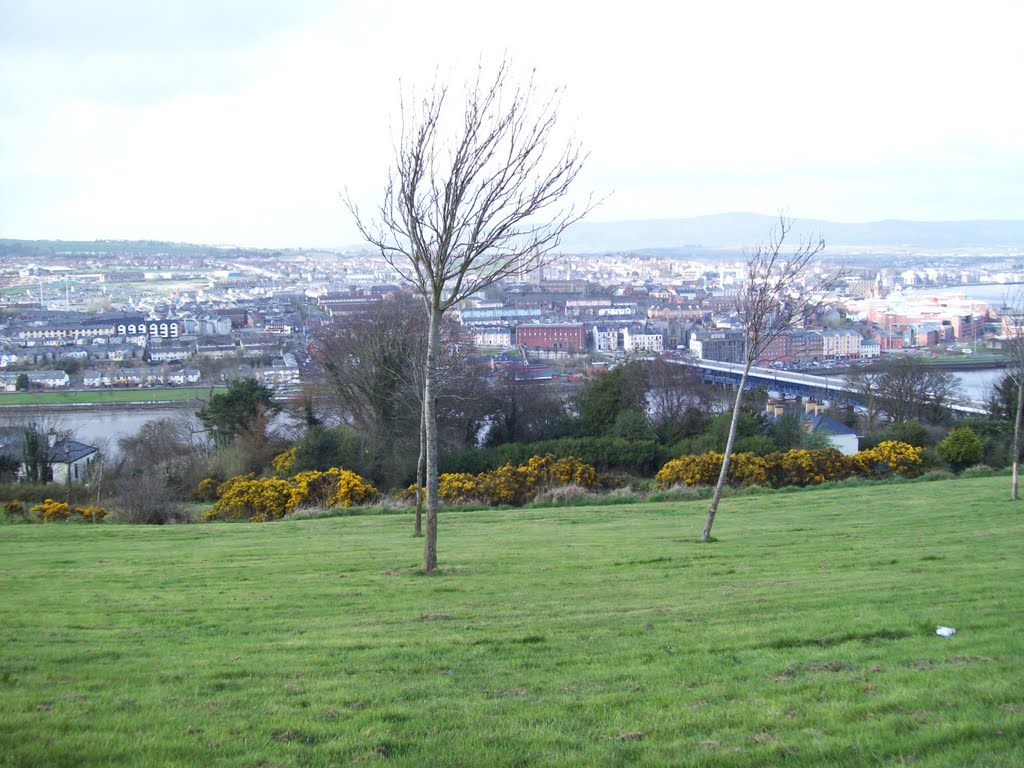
[473,328,514,348]
[592,326,618,352]
[623,326,664,354]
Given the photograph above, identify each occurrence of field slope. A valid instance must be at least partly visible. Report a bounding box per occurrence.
[1,477,1022,767]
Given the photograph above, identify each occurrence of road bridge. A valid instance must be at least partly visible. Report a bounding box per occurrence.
[668,357,987,415]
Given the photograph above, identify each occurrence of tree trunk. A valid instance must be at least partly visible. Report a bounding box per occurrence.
[702,364,750,541]
[422,305,441,573]
[414,396,426,536]
[1014,374,1023,500]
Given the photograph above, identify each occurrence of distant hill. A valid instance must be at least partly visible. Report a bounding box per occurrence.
[558,213,1024,253]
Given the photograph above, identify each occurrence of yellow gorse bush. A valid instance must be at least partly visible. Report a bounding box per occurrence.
[857,440,924,478]
[203,467,377,522]
[32,499,70,522]
[656,442,924,490]
[30,499,108,523]
[419,454,600,507]
[271,447,297,476]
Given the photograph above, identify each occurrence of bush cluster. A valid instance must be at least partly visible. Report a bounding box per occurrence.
[427,454,600,507]
[29,499,108,523]
[203,467,377,522]
[655,441,924,490]
[446,437,665,476]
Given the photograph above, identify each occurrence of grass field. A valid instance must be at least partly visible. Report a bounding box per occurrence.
[1,477,1022,767]
[0,387,218,407]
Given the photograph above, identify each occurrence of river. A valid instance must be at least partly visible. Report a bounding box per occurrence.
[0,404,302,458]
[902,283,1024,305]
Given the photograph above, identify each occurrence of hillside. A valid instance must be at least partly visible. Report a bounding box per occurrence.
[1,476,1021,766]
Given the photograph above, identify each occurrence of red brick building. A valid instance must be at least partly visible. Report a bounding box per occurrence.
[515,323,587,352]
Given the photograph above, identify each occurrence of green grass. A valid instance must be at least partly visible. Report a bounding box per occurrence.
[1,477,1022,767]
[0,387,219,406]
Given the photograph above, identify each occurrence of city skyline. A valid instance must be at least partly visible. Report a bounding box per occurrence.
[2,0,1022,248]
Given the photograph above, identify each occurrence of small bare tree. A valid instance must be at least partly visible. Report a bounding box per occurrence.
[349,60,593,572]
[702,217,828,541]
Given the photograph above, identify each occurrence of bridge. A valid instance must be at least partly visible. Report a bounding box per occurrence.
[668,357,987,415]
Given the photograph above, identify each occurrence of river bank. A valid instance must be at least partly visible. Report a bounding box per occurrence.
[0,386,219,409]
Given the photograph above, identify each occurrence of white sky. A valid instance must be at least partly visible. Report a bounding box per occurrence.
[1,0,1022,248]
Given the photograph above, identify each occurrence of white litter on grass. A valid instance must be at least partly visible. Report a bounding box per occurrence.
[936,626,957,637]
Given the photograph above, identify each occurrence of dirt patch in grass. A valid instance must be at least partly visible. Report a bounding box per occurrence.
[772,660,854,680]
[615,731,645,741]
[493,688,529,698]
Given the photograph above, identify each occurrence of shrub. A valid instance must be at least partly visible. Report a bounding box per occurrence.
[71,505,107,522]
[857,441,924,478]
[208,475,294,522]
[31,499,70,523]
[271,447,297,477]
[205,467,378,522]
[436,472,481,505]
[112,474,192,524]
[530,484,600,506]
[763,448,855,489]
[936,427,984,472]
[431,454,601,507]
[3,499,27,520]
[655,442,923,490]
[959,465,996,479]
[288,468,377,511]
[655,452,725,489]
[191,477,220,502]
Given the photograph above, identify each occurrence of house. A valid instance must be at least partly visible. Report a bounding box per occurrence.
[148,344,192,363]
[807,414,859,455]
[592,325,619,352]
[0,428,99,483]
[166,367,201,385]
[622,326,664,354]
[255,355,301,387]
[82,370,113,387]
[472,327,514,348]
[0,370,71,389]
[46,437,100,483]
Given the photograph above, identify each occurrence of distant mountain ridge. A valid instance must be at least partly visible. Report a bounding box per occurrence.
[559,213,1024,252]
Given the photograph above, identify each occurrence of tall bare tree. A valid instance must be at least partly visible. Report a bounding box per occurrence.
[349,60,593,572]
[702,217,828,541]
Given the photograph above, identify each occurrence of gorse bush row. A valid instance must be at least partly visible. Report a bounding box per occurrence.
[655,441,924,490]
[21,498,108,523]
[203,467,377,522]
[424,454,600,507]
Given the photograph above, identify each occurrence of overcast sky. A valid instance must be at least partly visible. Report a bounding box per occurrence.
[1,0,1021,248]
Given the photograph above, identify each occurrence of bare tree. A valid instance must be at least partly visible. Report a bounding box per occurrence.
[311,295,426,465]
[844,366,885,431]
[645,358,715,442]
[349,60,593,571]
[702,217,828,541]
[870,358,960,425]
